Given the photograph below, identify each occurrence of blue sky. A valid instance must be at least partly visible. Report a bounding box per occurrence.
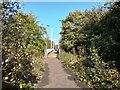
[21,2,105,44]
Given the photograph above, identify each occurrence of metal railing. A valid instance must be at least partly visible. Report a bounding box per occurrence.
[44,48,54,55]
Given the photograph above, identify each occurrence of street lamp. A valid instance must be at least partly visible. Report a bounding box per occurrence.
[51,29,53,49]
[46,24,50,49]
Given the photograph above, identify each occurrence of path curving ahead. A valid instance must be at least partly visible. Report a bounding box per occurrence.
[38,51,81,88]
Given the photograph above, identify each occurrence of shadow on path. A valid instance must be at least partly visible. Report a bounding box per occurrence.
[37,63,49,87]
[37,51,89,89]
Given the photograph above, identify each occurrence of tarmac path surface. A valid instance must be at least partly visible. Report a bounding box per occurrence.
[38,51,82,88]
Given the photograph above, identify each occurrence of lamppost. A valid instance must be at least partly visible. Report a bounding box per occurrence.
[58,29,61,54]
[53,39,55,49]
[42,24,50,57]
[46,24,50,49]
[51,29,53,49]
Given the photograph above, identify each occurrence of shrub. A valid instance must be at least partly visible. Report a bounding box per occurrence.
[58,51,119,89]
[1,1,46,89]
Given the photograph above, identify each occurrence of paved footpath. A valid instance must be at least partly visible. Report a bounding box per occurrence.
[38,51,82,88]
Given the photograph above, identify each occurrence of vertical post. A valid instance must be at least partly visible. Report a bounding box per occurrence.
[53,39,54,49]
[53,42,54,49]
[45,37,48,58]
[58,29,60,54]
[51,29,52,48]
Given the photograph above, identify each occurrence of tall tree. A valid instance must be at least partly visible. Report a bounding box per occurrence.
[2,1,46,89]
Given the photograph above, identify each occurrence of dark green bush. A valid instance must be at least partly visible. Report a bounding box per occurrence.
[59,2,120,89]
[58,51,119,89]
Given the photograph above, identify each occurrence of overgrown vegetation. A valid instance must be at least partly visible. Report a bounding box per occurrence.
[58,1,120,89]
[1,1,46,89]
